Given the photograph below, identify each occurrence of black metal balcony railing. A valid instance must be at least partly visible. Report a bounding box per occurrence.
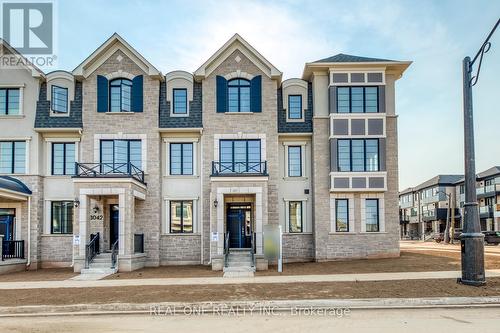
[74,162,145,184]
[134,233,144,254]
[2,240,25,261]
[212,161,268,176]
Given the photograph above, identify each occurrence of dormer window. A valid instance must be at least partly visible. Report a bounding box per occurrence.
[288,95,302,119]
[228,79,250,112]
[51,86,68,113]
[109,78,132,112]
[0,88,20,115]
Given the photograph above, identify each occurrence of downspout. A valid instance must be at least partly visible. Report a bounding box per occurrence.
[26,196,31,268]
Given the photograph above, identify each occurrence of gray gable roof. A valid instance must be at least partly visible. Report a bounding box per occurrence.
[477,166,500,180]
[0,176,32,195]
[414,175,463,191]
[313,53,395,63]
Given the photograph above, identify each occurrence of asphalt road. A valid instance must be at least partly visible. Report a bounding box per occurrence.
[4,307,500,333]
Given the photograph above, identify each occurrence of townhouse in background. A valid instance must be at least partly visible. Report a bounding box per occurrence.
[399,166,500,239]
[0,33,411,275]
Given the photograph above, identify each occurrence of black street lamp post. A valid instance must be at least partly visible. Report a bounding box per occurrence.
[460,18,499,286]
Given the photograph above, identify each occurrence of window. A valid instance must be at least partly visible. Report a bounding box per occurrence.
[288,95,302,119]
[337,139,379,172]
[173,89,187,114]
[335,199,349,232]
[219,139,261,173]
[52,143,75,175]
[365,199,379,232]
[109,79,132,112]
[0,88,20,115]
[51,86,68,113]
[100,140,141,173]
[336,87,378,113]
[289,201,303,233]
[170,200,193,233]
[170,143,193,175]
[51,201,73,234]
[288,146,302,177]
[0,141,26,174]
[228,79,250,112]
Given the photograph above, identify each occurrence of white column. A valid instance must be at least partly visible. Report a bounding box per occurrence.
[216,191,224,255]
[255,191,263,255]
[119,193,126,255]
[78,194,88,256]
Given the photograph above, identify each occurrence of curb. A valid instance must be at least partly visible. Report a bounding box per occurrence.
[1,297,500,317]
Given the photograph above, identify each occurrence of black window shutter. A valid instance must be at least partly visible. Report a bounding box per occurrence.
[97,75,108,112]
[250,75,262,112]
[216,76,227,113]
[131,75,143,112]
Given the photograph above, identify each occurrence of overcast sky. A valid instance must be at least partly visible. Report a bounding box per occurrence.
[52,0,499,190]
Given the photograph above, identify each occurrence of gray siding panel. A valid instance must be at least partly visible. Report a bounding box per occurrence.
[333,177,349,188]
[369,177,385,188]
[329,86,336,114]
[330,139,338,172]
[379,138,386,171]
[34,82,83,128]
[332,73,348,83]
[159,81,203,128]
[277,83,313,133]
[367,118,383,135]
[352,177,366,188]
[351,119,365,135]
[333,119,348,135]
[367,73,383,83]
[378,86,386,113]
[350,73,364,83]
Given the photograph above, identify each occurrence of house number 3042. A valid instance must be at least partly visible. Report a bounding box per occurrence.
[90,214,103,221]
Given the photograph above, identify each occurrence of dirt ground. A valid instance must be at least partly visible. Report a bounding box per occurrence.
[0,267,77,282]
[3,278,500,307]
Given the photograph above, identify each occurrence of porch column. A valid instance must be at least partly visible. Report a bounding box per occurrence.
[216,191,224,255]
[78,194,89,256]
[255,190,263,255]
[118,190,134,256]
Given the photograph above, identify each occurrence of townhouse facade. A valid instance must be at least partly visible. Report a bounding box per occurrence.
[399,167,500,239]
[0,34,411,274]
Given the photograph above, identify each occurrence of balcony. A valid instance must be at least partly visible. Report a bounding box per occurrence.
[74,162,145,184]
[477,185,496,198]
[211,161,268,177]
[479,205,493,219]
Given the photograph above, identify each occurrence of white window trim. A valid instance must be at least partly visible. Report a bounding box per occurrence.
[49,85,71,117]
[163,138,198,177]
[283,198,308,233]
[214,133,266,162]
[164,197,199,234]
[0,137,30,175]
[360,193,385,233]
[329,70,386,86]
[44,198,75,234]
[0,84,24,116]
[330,194,355,233]
[93,134,148,173]
[283,141,307,179]
[44,138,80,177]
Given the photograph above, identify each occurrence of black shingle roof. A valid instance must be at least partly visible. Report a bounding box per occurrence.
[313,53,395,63]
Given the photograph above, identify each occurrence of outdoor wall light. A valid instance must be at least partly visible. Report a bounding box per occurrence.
[213,199,218,208]
[74,198,80,208]
[92,205,100,214]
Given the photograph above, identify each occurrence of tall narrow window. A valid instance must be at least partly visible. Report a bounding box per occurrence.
[365,199,379,232]
[288,95,302,119]
[335,199,349,232]
[336,87,379,113]
[337,140,351,172]
[51,201,73,234]
[228,79,250,112]
[219,140,261,174]
[170,143,193,175]
[365,139,379,171]
[288,146,302,177]
[52,143,75,175]
[51,86,68,113]
[0,88,20,115]
[0,141,25,174]
[173,89,187,114]
[289,201,303,233]
[100,140,141,173]
[109,79,132,112]
[170,200,193,233]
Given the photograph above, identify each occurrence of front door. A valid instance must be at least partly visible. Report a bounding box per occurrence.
[0,209,15,241]
[109,205,119,249]
[226,204,251,248]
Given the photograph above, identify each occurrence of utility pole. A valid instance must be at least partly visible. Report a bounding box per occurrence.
[460,18,499,286]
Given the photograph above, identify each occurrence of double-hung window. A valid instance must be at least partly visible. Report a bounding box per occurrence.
[170,143,193,175]
[365,199,379,232]
[287,146,302,177]
[228,79,250,112]
[173,89,187,115]
[289,201,303,233]
[51,201,73,234]
[100,140,141,173]
[51,86,68,113]
[288,95,302,119]
[52,143,75,175]
[219,139,261,174]
[109,79,132,112]
[0,141,26,174]
[335,199,349,232]
[170,200,193,233]
[337,87,378,113]
[337,139,379,172]
[0,88,20,115]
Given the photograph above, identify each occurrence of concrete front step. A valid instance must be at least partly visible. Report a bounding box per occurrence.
[223,266,255,273]
[80,267,117,275]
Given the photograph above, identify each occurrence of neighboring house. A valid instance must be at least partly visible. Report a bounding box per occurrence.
[399,168,500,239]
[0,34,411,274]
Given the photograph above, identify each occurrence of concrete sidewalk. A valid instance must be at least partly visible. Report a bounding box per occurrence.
[1,269,500,290]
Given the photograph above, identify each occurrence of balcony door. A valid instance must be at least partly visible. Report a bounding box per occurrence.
[219,139,261,174]
[100,140,142,174]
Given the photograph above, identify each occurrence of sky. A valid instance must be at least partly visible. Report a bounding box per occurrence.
[50,0,500,190]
